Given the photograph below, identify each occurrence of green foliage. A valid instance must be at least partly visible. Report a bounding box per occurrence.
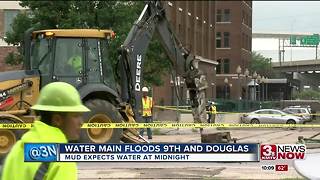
[4,52,23,66]
[5,11,32,66]
[144,38,172,86]
[4,1,170,85]
[250,51,276,78]
[293,89,320,100]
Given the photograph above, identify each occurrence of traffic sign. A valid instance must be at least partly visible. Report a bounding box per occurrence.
[290,35,296,45]
[300,34,319,45]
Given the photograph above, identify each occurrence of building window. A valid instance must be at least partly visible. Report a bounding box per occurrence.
[217,9,231,22]
[178,24,182,40]
[196,30,201,54]
[223,9,231,22]
[223,32,230,48]
[246,35,249,50]
[242,10,245,24]
[216,32,221,48]
[216,59,221,74]
[216,9,222,22]
[242,33,245,48]
[245,13,249,26]
[223,59,230,74]
[4,10,20,35]
[216,59,230,74]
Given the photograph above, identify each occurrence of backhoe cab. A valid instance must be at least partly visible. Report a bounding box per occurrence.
[28,29,117,89]
[0,29,141,161]
[27,29,135,143]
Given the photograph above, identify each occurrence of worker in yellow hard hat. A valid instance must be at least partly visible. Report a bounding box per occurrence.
[140,87,153,140]
[1,82,90,180]
[67,55,82,74]
[207,101,217,123]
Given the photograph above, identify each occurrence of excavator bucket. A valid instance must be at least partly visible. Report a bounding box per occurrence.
[119,103,149,143]
[121,128,150,143]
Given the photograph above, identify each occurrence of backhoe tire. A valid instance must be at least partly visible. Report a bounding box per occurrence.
[0,119,24,164]
[80,99,123,143]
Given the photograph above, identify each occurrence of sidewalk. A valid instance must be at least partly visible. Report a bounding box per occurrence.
[179,113,241,123]
[78,163,303,179]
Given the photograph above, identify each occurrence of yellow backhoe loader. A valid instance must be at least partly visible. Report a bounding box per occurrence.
[0,1,208,160]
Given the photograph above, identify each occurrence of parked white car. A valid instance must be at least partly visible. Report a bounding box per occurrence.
[241,109,305,124]
[283,106,312,122]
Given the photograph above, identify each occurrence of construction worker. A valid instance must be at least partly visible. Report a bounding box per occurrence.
[207,101,217,123]
[140,87,153,139]
[67,55,82,74]
[67,48,96,74]
[1,82,90,180]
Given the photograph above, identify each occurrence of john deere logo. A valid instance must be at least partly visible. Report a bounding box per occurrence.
[135,54,142,91]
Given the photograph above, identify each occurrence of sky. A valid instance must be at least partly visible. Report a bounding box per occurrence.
[252,1,320,61]
[253,1,320,33]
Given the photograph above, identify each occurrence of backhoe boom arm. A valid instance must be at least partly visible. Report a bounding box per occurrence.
[118,1,208,123]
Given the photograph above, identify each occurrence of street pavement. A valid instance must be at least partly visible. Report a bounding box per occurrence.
[78,114,320,179]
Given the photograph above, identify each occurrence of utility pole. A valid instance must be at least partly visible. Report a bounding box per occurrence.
[176,76,180,124]
[282,38,285,62]
[316,45,318,60]
[279,38,282,67]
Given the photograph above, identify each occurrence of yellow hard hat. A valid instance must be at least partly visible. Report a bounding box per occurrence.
[31,82,90,112]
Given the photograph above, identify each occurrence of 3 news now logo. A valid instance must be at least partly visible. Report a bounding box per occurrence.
[24,143,58,162]
[260,144,306,160]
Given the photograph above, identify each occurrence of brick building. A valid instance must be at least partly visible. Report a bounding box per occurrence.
[215,1,252,100]
[153,1,218,106]
[0,1,252,103]
[152,1,252,105]
[0,1,25,72]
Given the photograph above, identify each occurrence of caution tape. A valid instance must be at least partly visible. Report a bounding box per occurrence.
[0,123,33,129]
[72,123,320,128]
[158,105,191,108]
[1,123,320,129]
[154,105,192,113]
[154,105,320,116]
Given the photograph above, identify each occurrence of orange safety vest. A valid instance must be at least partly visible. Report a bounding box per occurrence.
[142,96,153,117]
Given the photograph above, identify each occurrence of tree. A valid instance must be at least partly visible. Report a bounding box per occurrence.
[5,1,171,86]
[293,89,320,100]
[249,51,276,78]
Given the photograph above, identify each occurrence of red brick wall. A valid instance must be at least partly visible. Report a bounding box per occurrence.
[0,46,22,72]
[0,9,4,37]
[152,1,217,106]
[215,1,252,100]
[152,75,173,106]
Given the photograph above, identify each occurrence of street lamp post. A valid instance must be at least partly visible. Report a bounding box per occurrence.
[211,83,215,99]
[262,76,266,102]
[257,75,261,101]
[265,77,268,101]
[176,76,181,124]
[236,66,242,112]
[252,71,258,101]
[244,68,250,109]
[236,65,242,100]
[224,77,229,99]
[257,74,262,109]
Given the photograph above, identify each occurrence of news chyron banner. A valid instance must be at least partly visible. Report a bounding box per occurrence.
[261,144,306,160]
[24,143,259,162]
[260,144,306,172]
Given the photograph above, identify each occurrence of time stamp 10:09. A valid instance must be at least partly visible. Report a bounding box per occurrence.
[262,165,288,171]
